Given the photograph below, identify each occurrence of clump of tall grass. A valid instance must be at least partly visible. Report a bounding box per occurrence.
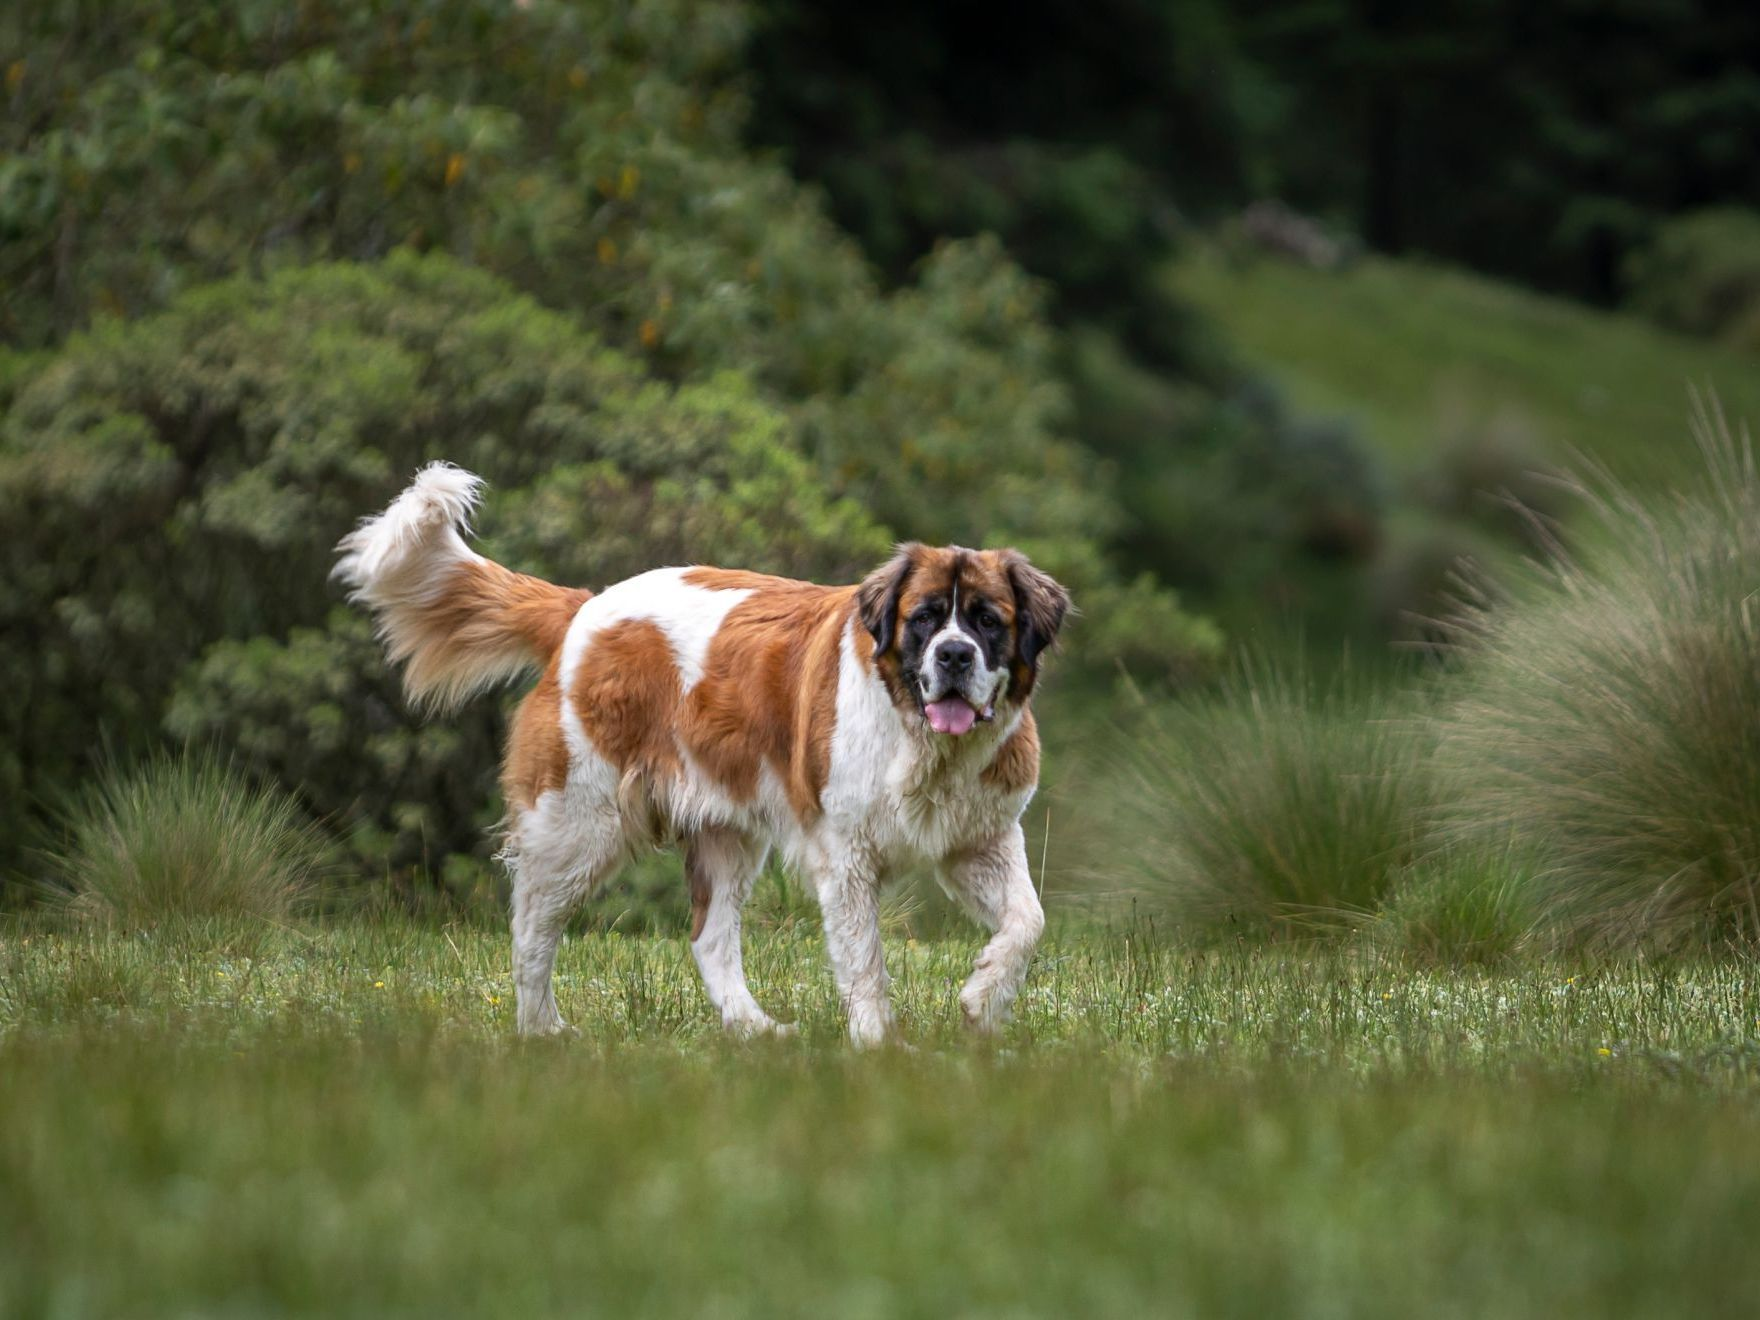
[1439,402,1760,951]
[45,751,326,927]
[1374,839,1544,967]
[1099,661,1435,939]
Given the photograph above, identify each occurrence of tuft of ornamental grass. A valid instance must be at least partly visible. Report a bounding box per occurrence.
[1375,839,1545,968]
[1439,401,1760,952]
[1098,660,1436,940]
[44,750,326,929]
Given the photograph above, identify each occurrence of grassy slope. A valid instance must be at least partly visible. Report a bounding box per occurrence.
[1169,247,1760,483]
[6,919,1760,1317]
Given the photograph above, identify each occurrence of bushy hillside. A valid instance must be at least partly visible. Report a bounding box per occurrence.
[1170,248,1760,484]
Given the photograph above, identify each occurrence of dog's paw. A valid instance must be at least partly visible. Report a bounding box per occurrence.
[846,1006,901,1049]
[959,983,1009,1034]
[724,1012,796,1039]
[518,1018,580,1040]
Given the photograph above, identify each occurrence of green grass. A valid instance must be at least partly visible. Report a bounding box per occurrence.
[6,918,1760,1317]
[1168,246,1760,484]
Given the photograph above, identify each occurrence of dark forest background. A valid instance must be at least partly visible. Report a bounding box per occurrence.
[754,0,1760,302]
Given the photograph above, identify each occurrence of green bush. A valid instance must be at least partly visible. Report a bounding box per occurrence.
[1414,395,1567,552]
[1,0,723,348]
[1624,208,1760,343]
[1096,663,1434,939]
[1439,407,1760,951]
[0,253,886,884]
[43,750,326,927]
[1067,337,1391,644]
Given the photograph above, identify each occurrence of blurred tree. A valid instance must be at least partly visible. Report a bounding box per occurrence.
[748,0,1760,306]
[1229,0,1760,301]
[748,0,1267,361]
[1624,207,1760,345]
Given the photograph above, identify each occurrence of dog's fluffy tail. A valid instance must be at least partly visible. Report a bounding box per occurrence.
[334,463,590,712]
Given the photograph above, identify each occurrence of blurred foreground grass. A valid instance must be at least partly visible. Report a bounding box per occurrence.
[5,919,1760,1317]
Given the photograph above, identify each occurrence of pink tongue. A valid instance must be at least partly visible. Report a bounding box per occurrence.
[925,698,978,736]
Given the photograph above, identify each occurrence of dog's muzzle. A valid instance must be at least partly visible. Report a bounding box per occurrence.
[921,639,996,736]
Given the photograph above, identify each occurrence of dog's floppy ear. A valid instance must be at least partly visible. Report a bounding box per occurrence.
[1002,550,1071,669]
[857,543,920,656]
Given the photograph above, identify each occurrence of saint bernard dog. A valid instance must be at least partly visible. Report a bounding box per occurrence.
[336,463,1069,1045]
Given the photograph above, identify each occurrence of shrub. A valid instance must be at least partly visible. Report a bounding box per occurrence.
[1070,345,1390,643]
[44,750,326,927]
[0,254,885,883]
[1624,208,1760,342]
[1415,394,1567,551]
[1098,662,1434,939]
[1367,518,1507,653]
[1439,405,1760,951]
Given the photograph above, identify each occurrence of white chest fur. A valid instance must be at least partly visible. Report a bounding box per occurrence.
[816,620,1032,867]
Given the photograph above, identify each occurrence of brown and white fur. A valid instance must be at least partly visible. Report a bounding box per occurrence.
[335,463,1069,1045]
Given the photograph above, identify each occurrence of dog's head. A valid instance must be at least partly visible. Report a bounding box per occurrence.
[857,544,1071,736]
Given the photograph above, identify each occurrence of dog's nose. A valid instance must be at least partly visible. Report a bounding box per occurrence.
[936,641,976,675]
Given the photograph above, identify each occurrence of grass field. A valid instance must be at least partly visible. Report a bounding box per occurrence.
[6,916,1760,1317]
[1168,247,1760,483]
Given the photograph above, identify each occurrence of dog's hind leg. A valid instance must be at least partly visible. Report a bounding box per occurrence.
[686,828,789,1036]
[505,790,626,1037]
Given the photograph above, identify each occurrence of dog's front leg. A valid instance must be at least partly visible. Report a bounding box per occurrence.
[813,853,895,1047]
[945,823,1045,1033]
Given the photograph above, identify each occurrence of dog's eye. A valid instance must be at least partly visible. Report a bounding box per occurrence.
[974,607,1001,631]
[910,607,938,627]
